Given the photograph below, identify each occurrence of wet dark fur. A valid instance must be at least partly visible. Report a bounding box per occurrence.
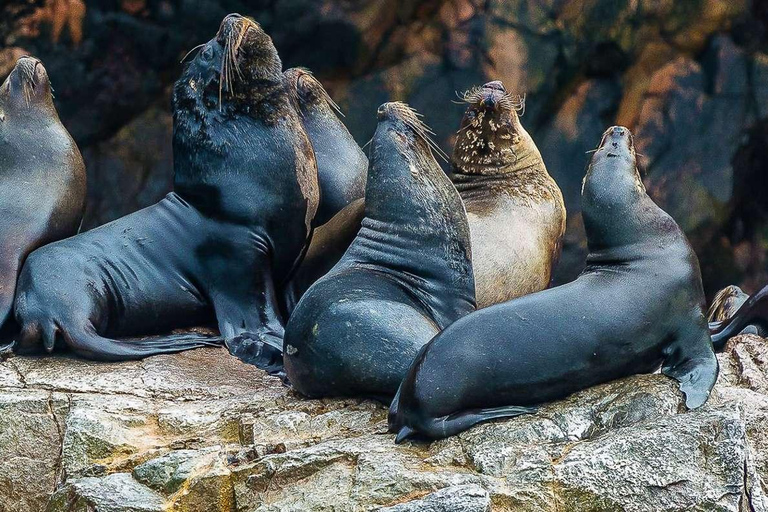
[283,102,475,400]
[389,126,718,442]
[13,15,319,362]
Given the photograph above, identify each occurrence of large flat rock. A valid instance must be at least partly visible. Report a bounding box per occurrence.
[1,335,767,511]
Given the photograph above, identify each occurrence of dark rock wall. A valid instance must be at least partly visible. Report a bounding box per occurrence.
[2,0,767,298]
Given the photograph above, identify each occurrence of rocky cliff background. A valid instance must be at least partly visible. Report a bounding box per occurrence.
[1,0,767,297]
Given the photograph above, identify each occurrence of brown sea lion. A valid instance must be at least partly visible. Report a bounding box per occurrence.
[709,284,768,348]
[451,81,565,308]
[0,56,86,341]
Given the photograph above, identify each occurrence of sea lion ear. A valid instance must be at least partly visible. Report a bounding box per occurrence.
[661,334,719,409]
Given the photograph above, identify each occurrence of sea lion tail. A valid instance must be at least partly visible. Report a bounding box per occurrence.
[710,285,768,351]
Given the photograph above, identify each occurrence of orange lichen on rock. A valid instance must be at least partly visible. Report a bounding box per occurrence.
[121,0,147,16]
[18,0,86,47]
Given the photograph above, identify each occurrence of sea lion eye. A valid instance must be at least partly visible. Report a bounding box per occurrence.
[201,46,214,62]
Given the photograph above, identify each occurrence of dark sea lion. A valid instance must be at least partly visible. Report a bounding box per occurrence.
[14,14,319,361]
[0,56,86,340]
[451,81,565,308]
[389,126,718,442]
[277,68,368,317]
[709,284,768,349]
[283,102,475,399]
[284,67,367,226]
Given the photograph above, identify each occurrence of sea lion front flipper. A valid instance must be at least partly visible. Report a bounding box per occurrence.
[661,329,719,409]
[225,331,284,375]
[0,253,21,333]
[211,256,286,372]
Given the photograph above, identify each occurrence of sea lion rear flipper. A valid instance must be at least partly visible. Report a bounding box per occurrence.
[662,330,719,409]
[61,325,222,361]
[397,405,538,443]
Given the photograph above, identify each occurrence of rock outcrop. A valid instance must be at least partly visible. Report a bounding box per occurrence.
[1,334,768,511]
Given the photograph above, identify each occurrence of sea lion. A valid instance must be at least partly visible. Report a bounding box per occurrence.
[451,81,565,308]
[389,126,719,442]
[0,56,86,340]
[13,14,319,361]
[277,67,368,317]
[709,284,768,349]
[708,285,751,324]
[283,102,475,399]
[284,67,367,226]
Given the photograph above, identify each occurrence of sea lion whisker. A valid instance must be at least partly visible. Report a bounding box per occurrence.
[296,69,345,117]
[180,43,205,64]
[397,106,448,162]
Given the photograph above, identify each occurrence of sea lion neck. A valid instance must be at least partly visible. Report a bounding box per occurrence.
[581,126,663,254]
[350,103,474,320]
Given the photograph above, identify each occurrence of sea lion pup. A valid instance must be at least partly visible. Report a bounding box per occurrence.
[283,102,475,398]
[14,14,319,361]
[709,284,768,349]
[0,56,86,341]
[284,67,367,226]
[389,126,718,442]
[451,81,565,308]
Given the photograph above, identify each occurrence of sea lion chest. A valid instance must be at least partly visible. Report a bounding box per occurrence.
[461,185,563,308]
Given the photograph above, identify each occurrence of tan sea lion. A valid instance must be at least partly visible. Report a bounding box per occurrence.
[451,81,565,308]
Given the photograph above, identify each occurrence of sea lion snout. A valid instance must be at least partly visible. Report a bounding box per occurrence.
[217,13,250,38]
[599,126,635,157]
[3,56,52,108]
[483,80,505,92]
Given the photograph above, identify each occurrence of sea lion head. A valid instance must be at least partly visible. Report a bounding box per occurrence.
[373,101,447,175]
[582,126,649,250]
[284,67,341,117]
[584,125,642,190]
[707,285,749,323]
[173,13,283,127]
[452,80,527,175]
[0,56,54,120]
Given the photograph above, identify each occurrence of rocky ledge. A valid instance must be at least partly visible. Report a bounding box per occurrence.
[2,335,768,511]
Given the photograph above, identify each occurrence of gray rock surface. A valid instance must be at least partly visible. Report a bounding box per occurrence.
[2,335,768,511]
